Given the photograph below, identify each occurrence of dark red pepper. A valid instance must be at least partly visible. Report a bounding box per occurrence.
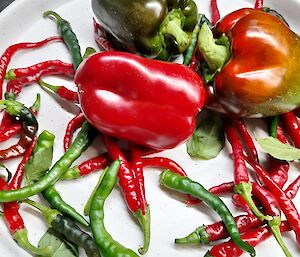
[210,0,220,25]
[281,111,300,148]
[75,51,206,150]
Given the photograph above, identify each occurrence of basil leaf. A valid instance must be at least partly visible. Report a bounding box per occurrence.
[257,136,300,161]
[187,113,225,159]
[37,229,78,257]
[25,130,55,184]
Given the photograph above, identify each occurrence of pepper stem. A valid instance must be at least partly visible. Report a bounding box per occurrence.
[135,206,151,255]
[43,10,64,24]
[4,69,16,80]
[269,216,293,257]
[198,22,230,72]
[61,166,81,180]
[175,225,210,244]
[84,167,108,216]
[160,9,190,53]
[0,100,24,116]
[30,93,41,114]
[234,182,272,221]
[24,199,60,227]
[13,228,52,256]
[83,47,96,60]
[38,80,59,94]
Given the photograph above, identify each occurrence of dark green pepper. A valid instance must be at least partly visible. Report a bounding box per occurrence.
[91,0,198,59]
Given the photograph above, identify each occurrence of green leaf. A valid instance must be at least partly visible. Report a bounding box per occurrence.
[257,136,300,161]
[187,113,225,159]
[37,229,78,257]
[25,130,55,184]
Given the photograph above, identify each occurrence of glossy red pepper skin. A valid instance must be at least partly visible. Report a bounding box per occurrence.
[212,8,300,117]
[75,51,206,150]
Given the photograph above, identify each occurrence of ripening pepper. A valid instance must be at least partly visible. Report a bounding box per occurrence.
[75,51,206,150]
[91,0,198,59]
[199,8,300,117]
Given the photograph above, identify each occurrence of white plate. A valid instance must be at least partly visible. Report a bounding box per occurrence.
[0,0,300,256]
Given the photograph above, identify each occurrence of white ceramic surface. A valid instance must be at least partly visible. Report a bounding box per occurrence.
[0,0,299,256]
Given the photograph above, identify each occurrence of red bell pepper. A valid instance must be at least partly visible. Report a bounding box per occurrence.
[199,8,300,117]
[75,51,206,150]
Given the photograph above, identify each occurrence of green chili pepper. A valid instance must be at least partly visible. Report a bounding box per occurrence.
[24,200,101,257]
[0,121,97,202]
[89,160,139,257]
[159,170,256,257]
[43,11,82,70]
[42,186,89,227]
[269,116,279,138]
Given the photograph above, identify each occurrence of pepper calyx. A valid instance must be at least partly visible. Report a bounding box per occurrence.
[175,225,211,244]
[160,9,190,53]
[234,182,272,221]
[4,69,16,80]
[198,22,230,73]
[0,100,24,116]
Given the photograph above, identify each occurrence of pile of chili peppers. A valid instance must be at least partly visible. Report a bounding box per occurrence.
[1,0,300,257]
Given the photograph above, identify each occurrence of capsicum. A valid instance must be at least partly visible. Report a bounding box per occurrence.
[75,51,206,150]
[91,0,198,60]
[198,8,300,117]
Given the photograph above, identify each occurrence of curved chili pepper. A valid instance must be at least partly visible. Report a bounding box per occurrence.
[0,36,62,100]
[0,178,50,255]
[0,123,22,142]
[5,60,73,80]
[44,11,83,70]
[160,170,255,256]
[63,113,86,152]
[0,121,96,202]
[25,200,100,257]
[6,65,74,96]
[244,155,300,245]
[89,160,139,257]
[0,100,38,160]
[285,175,300,199]
[210,0,220,25]
[281,111,300,148]
[175,214,262,244]
[102,135,151,254]
[39,79,79,102]
[205,221,291,257]
[62,153,110,180]
[233,119,259,163]
[225,121,270,221]
[252,183,292,257]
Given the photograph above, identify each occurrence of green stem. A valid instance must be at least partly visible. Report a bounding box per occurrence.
[235,182,272,221]
[135,206,151,255]
[30,93,41,113]
[83,47,96,60]
[175,225,210,244]
[269,216,293,257]
[4,69,16,80]
[198,22,230,72]
[269,116,279,138]
[38,80,59,94]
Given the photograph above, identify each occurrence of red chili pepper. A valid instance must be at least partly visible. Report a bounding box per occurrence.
[141,157,187,177]
[268,159,289,189]
[0,112,14,131]
[6,66,75,96]
[0,123,22,142]
[210,0,220,25]
[63,113,86,152]
[130,145,147,214]
[39,80,79,102]
[254,0,264,10]
[75,51,206,150]
[232,194,253,215]
[233,119,259,163]
[285,175,300,199]
[0,36,62,100]
[102,134,139,212]
[175,214,262,244]
[281,111,300,148]
[244,155,300,245]
[276,125,287,144]
[206,221,291,257]
[0,177,50,255]
[93,18,116,51]
[9,137,37,190]
[5,60,73,80]
[62,154,110,180]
